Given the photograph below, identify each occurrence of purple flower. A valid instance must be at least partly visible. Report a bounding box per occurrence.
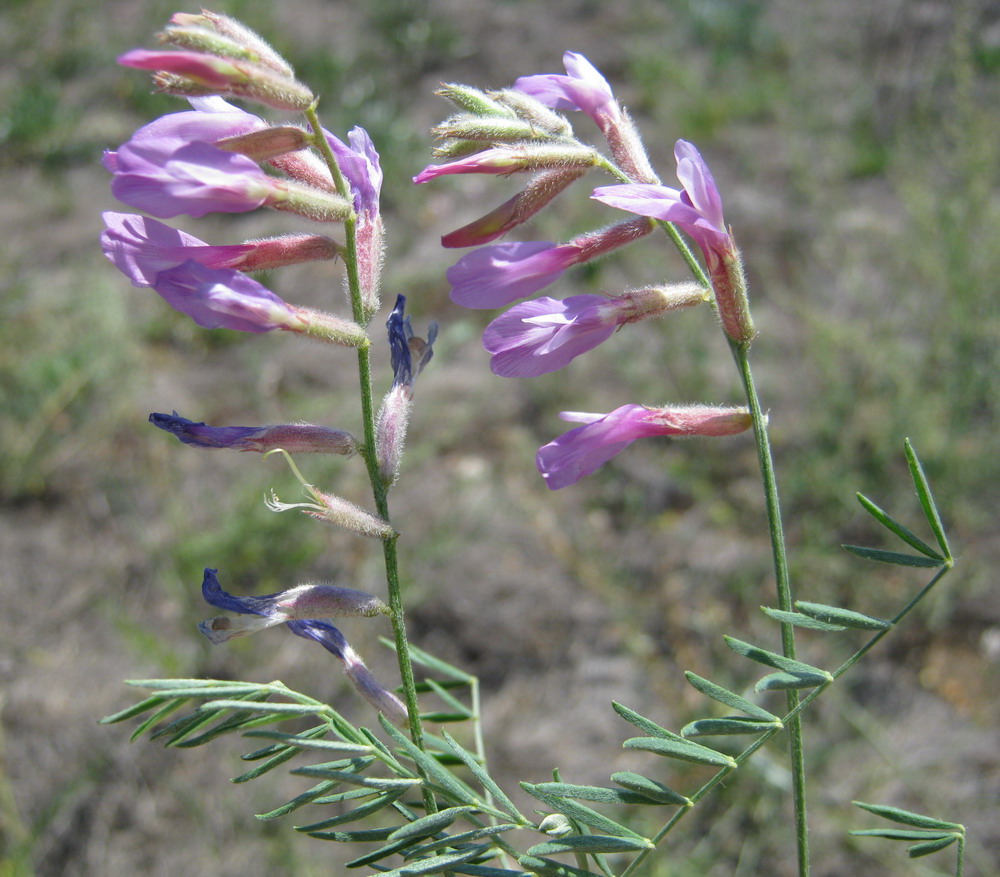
[514,51,621,133]
[101,212,340,287]
[106,137,275,218]
[149,412,357,455]
[101,212,254,286]
[327,127,383,312]
[150,260,303,332]
[198,568,386,644]
[591,139,729,257]
[537,403,753,490]
[483,295,619,377]
[592,140,755,343]
[447,218,652,309]
[326,127,382,220]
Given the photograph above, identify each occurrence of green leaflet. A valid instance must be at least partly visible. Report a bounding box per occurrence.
[681,717,782,738]
[520,782,653,843]
[442,730,528,823]
[794,601,890,631]
[611,702,684,741]
[852,800,964,831]
[610,771,690,806]
[905,439,951,560]
[527,835,652,856]
[684,672,780,721]
[530,781,663,806]
[622,736,737,768]
[842,545,944,568]
[724,636,833,680]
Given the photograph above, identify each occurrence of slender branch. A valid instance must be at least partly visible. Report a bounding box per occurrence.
[731,338,810,876]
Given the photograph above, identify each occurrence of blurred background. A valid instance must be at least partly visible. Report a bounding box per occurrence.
[1,0,998,875]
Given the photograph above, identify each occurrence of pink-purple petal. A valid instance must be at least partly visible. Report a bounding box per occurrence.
[447,240,574,308]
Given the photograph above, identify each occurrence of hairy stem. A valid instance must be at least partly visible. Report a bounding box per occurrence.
[304,107,434,812]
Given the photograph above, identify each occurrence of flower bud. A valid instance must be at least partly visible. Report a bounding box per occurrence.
[169,11,294,78]
[436,83,517,117]
[413,143,599,184]
[119,49,314,111]
[492,88,573,137]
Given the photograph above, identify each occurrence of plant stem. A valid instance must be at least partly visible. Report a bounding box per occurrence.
[731,338,810,877]
[304,107,434,811]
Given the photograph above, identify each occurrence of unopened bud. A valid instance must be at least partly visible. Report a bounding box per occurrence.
[170,11,294,78]
[414,143,599,184]
[436,83,516,117]
[120,48,314,111]
[432,115,554,145]
[492,88,573,137]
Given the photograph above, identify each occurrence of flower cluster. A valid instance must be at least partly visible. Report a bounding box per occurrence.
[104,12,434,722]
[419,52,752,487]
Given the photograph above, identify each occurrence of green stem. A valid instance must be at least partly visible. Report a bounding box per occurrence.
[731,338,810,877]
[304,107,434,811]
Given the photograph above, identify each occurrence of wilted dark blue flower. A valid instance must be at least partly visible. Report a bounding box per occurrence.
[386,294,438,388]
[150,411,357,454]
[197,568,386,643]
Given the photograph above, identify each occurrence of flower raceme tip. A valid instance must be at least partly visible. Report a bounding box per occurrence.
[537,404,754,490]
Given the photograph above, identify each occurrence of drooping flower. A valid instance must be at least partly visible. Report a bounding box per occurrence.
[149,411,357,455]
[196,570,405,725]
[375,296,438,486]
[149,260,306,332]
[591,140,753,342]
[447,217,652,309]
[483,283,705,378]
[101,212,340,287]
[197,568,386,644]
[286,620,408,726]
[536,403,753,490]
